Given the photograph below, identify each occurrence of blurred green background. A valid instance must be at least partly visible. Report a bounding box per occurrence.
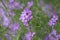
[0,0,60,40]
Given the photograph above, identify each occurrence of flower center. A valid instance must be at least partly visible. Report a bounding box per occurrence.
[26,13,28,15]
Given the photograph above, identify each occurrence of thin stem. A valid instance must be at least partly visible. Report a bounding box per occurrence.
[1,0,12,17]
[1,0,7,10]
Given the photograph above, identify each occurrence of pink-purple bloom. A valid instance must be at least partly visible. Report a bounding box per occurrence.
[8,1,23,9]
[1,0,23,9]
[56,34,60,40]
[48,29,57,40]
[4,34,12,40]
[19,1,34,26]
[50,29,57,35]
[0,0,60,40]
[19,8,33,26]
[0,8,11,27]
[48,15,58,26]
[45,29,60,40]
[23,32,35,40]
[8,22,19,37]
[9,0,15,3]
[9,22,19,31]
[2,16,11,27]
[27,1,33,8]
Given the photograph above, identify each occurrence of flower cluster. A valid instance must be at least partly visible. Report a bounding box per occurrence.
[0,0,23,27]
[8,0,23,9]
[4,22,20,39]
[9,22,19,31]
[19,1,33,26]
[23,32,35,40]
[0,6,11,27]
[8,22,19,37]
[48,15,58,26]
[19,8,33,26]
[4,34,12,40]
[45,29,60,40]
[2,16,11,27]
[0,0,21,40]
[27,1,33,8]
[1,0,23,10]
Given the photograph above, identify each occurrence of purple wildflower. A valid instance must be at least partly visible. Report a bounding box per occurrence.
[19,8,33,26]
[48,34,56,40]
[48,29,57,40]
[1,0,23,9]
[4,34,12,40]
[44,29,60,40]
[0,8,5,16]
[2,16,11,27]
[9,22,19,31]
[8,22,19,37]
[8,1,23,9]
[9,0,15,3]
[12,23,19,31]
[0,4,12,27]
[44,36,48,40]
[56,34,60,40]
[27,1,33,8]
[50,29,57,36]
[23,32,35,40]
[44,29,56,40]
[48,15,58,26]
